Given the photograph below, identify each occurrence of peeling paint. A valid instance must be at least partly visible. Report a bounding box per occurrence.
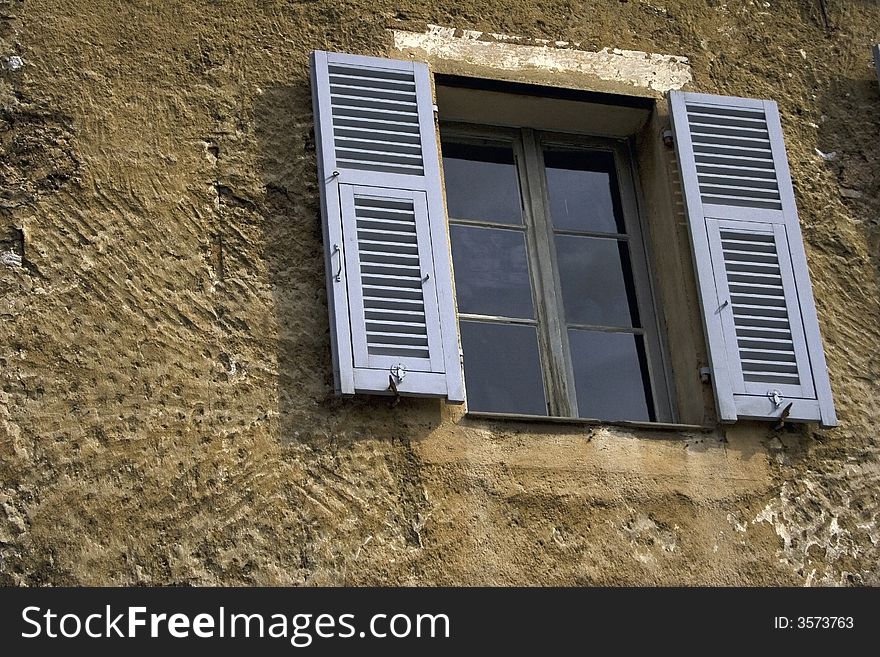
[391,24,692,92]
[727,513,748,533]
[754,475,879,586]
[0,251,22,268]
[3,54,23,71]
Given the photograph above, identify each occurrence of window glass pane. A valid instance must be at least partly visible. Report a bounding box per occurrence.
[544,150,625,234]
[555,235,641,328]
[568,330,654,421]
[460,321,547,415]
[441,142,522,225]
[451,225,534,319]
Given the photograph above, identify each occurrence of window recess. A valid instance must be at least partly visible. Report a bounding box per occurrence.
[441,125,673,423]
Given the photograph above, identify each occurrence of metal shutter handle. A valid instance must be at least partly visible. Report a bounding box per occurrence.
[332,244,342,282]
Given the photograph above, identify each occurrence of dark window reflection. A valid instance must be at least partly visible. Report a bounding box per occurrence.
[568,330,654,421]
[555,235,641,328]
[442,142,522,225]
[544,150,624,234]
[451,225,534,319]
[460,321,547,415]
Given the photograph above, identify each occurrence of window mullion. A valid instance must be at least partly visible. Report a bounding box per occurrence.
[518,128,576,418]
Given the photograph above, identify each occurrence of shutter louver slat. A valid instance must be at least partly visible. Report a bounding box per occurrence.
[333,117,422,133]
[336,160,425,176]
[337,147,423,167]
[670,91,836,426]
[697,165,777,179]
[336,138,423,155]
[312,50,464,401]
[700,186,781,202]
[329,83,419,101]
[700,175,779,189]
[693,155,776,169]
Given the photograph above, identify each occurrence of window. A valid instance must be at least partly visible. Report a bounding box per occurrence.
[309,49,837,428]
[441,127,671,422]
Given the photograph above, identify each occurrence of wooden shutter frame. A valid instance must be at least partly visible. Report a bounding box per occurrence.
[311,50,465,402]
[670,90,837,427]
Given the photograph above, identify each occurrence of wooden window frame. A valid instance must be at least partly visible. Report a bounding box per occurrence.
[441,122,675,423]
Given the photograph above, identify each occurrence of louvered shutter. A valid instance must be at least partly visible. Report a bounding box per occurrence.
[311,50,464,401]
[670,91,836,427]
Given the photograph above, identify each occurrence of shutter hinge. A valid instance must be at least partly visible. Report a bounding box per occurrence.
[432,104,439,113]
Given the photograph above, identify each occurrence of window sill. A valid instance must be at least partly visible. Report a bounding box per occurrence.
[462,411,714,432]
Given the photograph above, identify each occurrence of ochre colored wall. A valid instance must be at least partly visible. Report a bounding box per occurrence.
[1,0,878,585]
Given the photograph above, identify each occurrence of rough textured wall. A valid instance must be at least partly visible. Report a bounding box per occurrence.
[0,0,878,586]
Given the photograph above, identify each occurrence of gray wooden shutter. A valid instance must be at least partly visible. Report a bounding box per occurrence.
[669,91,836,427]
[311,50,464,402]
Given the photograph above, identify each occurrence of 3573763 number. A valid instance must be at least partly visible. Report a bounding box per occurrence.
[801,617,852,629]
[774,617,854,629]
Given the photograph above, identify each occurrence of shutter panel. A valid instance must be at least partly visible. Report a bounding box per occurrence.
[311,50,464,402]
[670,91,837,427]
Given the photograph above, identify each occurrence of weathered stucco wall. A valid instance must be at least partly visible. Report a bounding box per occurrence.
[0,0,878,586]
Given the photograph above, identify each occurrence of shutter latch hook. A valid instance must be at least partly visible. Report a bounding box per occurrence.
[390,364,406,383]
[388,364,406,408]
